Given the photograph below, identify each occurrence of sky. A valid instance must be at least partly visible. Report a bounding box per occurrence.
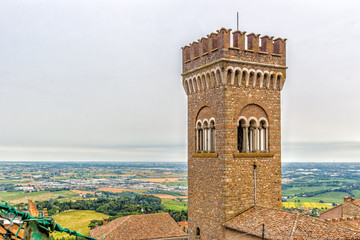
[1,0,360,162]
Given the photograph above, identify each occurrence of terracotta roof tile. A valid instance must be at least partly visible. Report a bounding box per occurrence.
[333,220,360,231]
[223,205,360,240]
[354,200,360,207]
[89,213,187,240]
[0,224,23,239]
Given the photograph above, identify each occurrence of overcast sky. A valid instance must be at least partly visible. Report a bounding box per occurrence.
[1,0,360,162]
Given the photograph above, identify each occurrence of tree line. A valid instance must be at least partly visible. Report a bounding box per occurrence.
[33,193,187,224]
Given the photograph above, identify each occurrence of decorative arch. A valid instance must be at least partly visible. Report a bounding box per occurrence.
[188,79,194,93]
[247,69,256,87]
[195,106,216,153]
[196,75,202,92]
[240,68,249,87]
[183,79,190,95]
[269,73,276,90]
[262,71,270,89]
[205,72,213,89]
[209,70,216,87]
[255,70,264,89]
[233,67,242,86]
[215,67,224,86]
[225,66,235,85]
[276,73,283,90]
[200,74,205,91]
[182,68,285,94]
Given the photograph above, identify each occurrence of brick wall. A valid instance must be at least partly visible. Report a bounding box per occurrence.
[343,202,360,218]
[319,205,342,220]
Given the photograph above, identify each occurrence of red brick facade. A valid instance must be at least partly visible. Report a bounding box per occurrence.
[182,28,287,240]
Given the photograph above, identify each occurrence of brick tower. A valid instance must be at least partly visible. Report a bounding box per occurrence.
[181,28,287,240]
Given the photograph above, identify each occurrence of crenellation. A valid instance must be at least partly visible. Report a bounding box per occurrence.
[190,41,200,59]
[232,31,246,50]
[199,37,209,55]
[273,38,287,56]
[182,29,287,73]
[216,28,231,49]
[260,35,274,53]
[246,33,260,51]
[207,32,218,51]
[182,45,191,62]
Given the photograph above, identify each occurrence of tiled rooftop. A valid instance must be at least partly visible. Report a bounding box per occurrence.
[89,213,188,240]
[224,205,360,240]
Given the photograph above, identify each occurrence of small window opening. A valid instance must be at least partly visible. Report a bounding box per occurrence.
[196,227,200,236]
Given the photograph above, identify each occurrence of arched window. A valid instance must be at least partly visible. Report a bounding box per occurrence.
[237,116,269,153]
[210,120,216,152]
[195,118,216,153]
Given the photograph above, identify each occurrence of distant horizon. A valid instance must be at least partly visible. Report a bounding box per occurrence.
[0,140,359,162]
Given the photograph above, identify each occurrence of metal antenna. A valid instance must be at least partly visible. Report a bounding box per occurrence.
[237,12,239,31]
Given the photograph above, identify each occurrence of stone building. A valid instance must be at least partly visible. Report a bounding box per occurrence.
[182,28,286,240]
[320,196,360,220]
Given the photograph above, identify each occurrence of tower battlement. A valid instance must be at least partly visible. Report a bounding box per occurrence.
[182,28,286,73]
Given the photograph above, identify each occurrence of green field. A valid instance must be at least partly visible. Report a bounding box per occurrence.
[162,181,188,187]
[282,186,336,196]
[0,191,78,204]
[352,190,360,199]
[0,180,31,185]
[162,199,188,211]
[285,191,349,204]
[52,210,109,239]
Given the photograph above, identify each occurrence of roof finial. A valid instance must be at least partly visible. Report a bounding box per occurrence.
[236,12,239,31]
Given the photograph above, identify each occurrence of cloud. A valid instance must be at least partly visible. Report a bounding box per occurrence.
[283,142,360,162]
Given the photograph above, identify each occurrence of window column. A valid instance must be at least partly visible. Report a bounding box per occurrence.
[210,122,215,152]
[242,123,249,153]
[199,129,203,151]
[204,126,209,151]
[255,126,260,152]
